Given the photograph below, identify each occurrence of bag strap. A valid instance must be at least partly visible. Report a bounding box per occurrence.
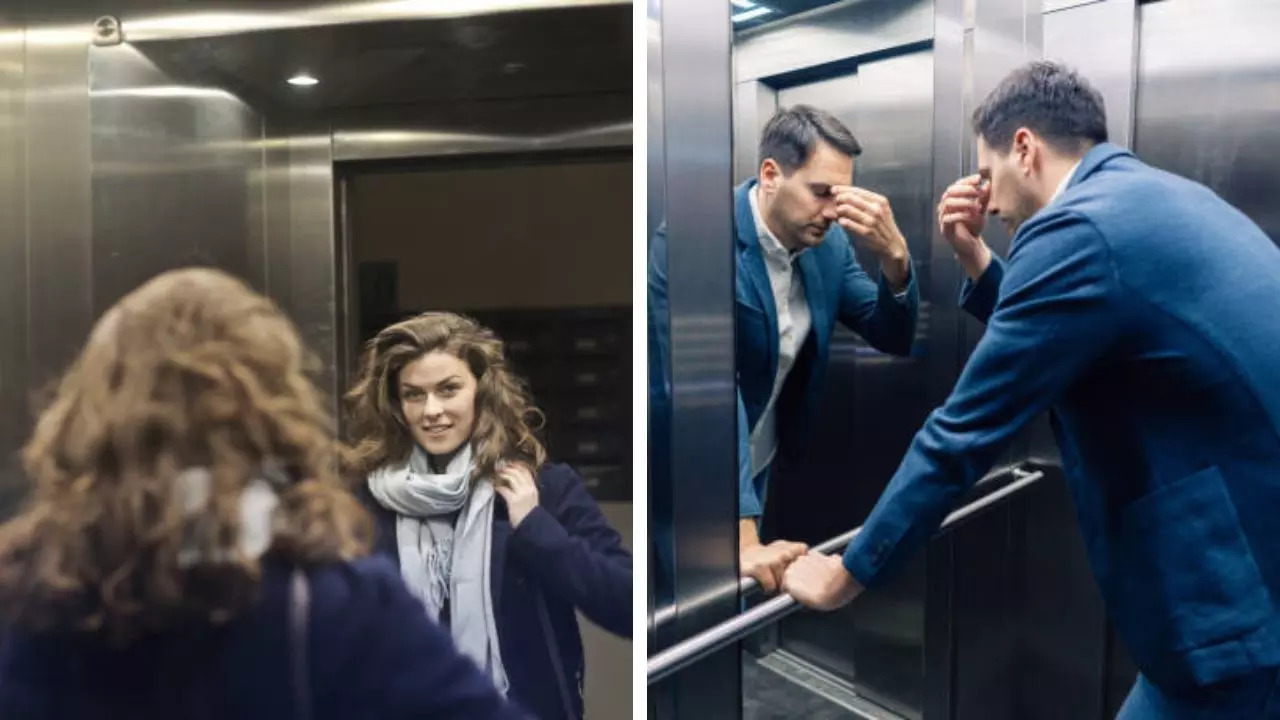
[534,588,578,720]
[289,568,312,720]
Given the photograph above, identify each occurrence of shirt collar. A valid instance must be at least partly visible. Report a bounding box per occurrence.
[1048,158,1083,205]
[750,184,804,265]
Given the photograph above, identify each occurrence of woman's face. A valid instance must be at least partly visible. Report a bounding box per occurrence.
[397,351,478,459]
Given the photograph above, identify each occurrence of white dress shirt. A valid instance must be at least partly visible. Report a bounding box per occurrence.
[747,186,812,479]
[1048,159,1083,206]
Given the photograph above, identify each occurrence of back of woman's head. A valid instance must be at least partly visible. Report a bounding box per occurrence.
[0,267,370,641]
[344,312,546,481]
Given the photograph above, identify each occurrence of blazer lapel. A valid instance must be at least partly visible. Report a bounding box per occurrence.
[736,181,780,377]
[796,250,827,355]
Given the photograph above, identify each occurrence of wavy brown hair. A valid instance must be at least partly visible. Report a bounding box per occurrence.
[0,268,371,642]
[344,312,546,483]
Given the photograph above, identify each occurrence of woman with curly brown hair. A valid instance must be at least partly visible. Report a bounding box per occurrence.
[346,312,631,720]
[0,268,532,720]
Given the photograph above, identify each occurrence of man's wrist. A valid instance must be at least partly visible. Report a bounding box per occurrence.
[739,517,762,549]
[881,247,911,289]
[957,243,992,282]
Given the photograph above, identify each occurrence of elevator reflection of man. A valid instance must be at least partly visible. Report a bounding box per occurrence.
[784,61,1280,719]
[649,105,920,593]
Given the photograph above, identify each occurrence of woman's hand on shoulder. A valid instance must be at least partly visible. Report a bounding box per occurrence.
[495,462,540,528]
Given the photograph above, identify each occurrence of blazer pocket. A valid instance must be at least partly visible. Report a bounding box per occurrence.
[1117,466,1273,653]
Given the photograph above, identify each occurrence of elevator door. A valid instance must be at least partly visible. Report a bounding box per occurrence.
[762,48,935,720]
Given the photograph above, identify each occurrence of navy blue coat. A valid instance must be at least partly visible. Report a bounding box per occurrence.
[0,557,534,719]
[361,463,632,720]
[647,179,920,518]
[843,144,1280,690]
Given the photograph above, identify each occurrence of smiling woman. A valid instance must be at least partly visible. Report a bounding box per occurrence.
[343,312,632,720]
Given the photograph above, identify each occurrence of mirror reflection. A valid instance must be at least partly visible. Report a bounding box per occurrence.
[0,4,632,720]
[650,0,1280,719]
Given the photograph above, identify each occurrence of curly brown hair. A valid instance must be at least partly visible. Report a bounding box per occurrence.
[0,268,371,642]
[344,312,546,483]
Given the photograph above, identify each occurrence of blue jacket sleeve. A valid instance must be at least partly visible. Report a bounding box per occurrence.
[737,389,762,518]
[834,238,920,356]
[315,558,534,720]
[958,254,1007,324]
[508,466,632,637]
[842,213,1126,587]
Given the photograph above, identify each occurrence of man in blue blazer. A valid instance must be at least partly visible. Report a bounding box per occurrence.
[783,61,1280,716]
[649,105,920,592]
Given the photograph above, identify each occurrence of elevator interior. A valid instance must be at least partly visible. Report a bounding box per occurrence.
[0,1,632,715]
[647,0,1280,718]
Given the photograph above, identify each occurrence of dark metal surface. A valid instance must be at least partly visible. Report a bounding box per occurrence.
[133,7,630,115]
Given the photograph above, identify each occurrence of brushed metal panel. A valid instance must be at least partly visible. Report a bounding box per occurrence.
[264,124,338,413]
[962,0,1043,467]
[733,0,933,83]
[0,23,28,506]
[89,43,265,311]
[924,6,965,717]
[731,80,776,185]
[1135,0,1280,247]
[1043,0,1137,148]
[653,0,741,714]
[25,23,94,389]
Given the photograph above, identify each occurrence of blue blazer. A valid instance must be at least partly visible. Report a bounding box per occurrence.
[648,179,920,518]
[0,558,533,719]
[362,463,632,720]
[843,143,1280,690]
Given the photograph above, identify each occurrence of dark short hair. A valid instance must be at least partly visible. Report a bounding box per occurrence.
[759,105,862,173]
[972,60,1108,154]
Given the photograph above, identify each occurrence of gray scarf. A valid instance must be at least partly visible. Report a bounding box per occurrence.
[366,444,508,695]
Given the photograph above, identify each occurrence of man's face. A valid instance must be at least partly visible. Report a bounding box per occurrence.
[759,140,853,250]
[976,133,1043,235]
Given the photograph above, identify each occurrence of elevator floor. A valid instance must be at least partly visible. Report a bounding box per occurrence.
[743,650,906,720]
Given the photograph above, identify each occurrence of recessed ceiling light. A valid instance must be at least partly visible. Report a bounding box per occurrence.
[730,0,755,8]
[287,73,318,87]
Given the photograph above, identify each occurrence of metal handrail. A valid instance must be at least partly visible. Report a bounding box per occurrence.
[646,467,1045,685]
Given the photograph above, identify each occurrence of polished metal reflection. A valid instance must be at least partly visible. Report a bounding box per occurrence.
[730,80,775,184]
[1043,0,1137,148]
[732,0,933,82]
[0,20,28,508]
[89,43,264,312]
[263,126,339,412]
[1136,0,1280,247]
[332,119,630,161]
[765,47,935,720]
[653,0,740,715]
[25,23,94,389]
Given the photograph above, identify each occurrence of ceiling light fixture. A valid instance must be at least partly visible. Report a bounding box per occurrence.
[287,73,319,87]
[731,6,771,22]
